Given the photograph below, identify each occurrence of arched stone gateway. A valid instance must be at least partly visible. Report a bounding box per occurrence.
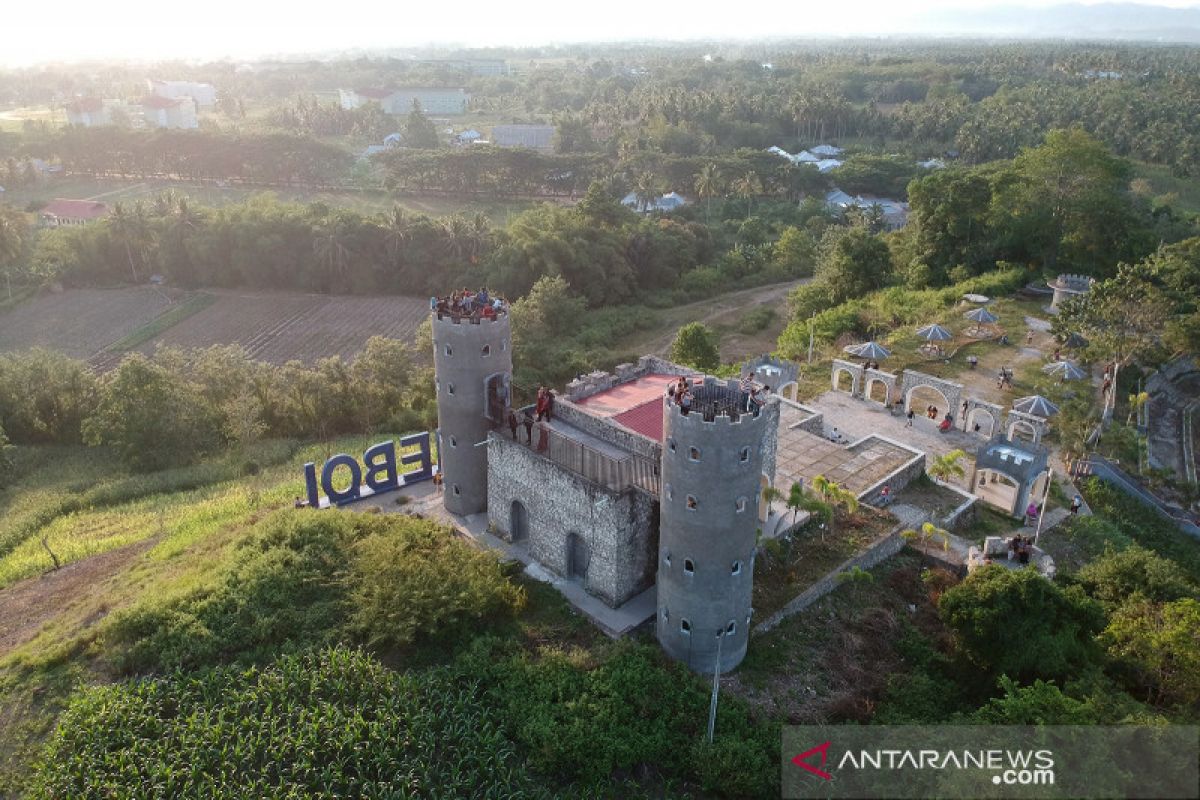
[1004,410,1049,445]
[831,359,863,397]
[864,367,898,407]
[899,370,964,422]
[964,398,1004,437]
[777,381,799,401]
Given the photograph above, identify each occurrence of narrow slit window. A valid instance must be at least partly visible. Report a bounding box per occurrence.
[726,621,736,635]
[443,344,453,356]
[482,344,491,357]
[732,561,741,575]
[687,495,697,510]
[736,497,748,513]
[452,485,461,496]
[449,436,458,447]
[684,559,695,575]
[688,446,701,462]
[681,619,691,635]
[447,383,455,395]
[740,447,750,463]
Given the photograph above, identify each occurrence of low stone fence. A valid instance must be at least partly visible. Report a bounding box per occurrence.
[752,524,906,636]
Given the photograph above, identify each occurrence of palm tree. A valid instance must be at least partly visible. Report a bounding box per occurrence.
[313,218,353,292]
[732,172,762,218]
[928,449,967,485]
[694,163,722,224]
[902,522,951,555]
[0,205,26,301]
[109,201,151,283]
[762,485,783,517]
[811,474,859,542]
[381,205,411,262]
[633,171,661,214]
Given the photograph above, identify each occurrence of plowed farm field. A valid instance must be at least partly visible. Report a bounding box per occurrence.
[0,288,429,368]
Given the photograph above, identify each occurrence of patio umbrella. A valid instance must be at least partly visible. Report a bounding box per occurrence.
[963,307,998,324]
[915,323,953,341]
[1013,395,1060,417]
[853,341,891,360]
[1042,360,1087,381]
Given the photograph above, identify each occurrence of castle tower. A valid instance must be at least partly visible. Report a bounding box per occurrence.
[431,308,512,515]
[655,378,779,673]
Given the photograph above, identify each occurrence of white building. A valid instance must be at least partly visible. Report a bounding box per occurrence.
[621,191,688,213]
[811,144,844,157]
[338,88,469,116]
[824,189,908,229]
[147,79,216,107]
[139,96,198,129]
[491,124,555,153]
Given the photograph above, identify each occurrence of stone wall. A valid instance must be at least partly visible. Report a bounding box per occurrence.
[899,370,964,420]
[552,401,663,461]
[487,432,658,607]
[753,526,906,635]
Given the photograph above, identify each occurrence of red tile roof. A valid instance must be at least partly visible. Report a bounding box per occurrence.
[613,399,665,442]
[41,199,109,220]
[66,97,104,113]
[575,373,690,417]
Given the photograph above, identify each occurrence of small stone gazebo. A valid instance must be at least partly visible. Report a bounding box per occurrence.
[969,435,1050,518]
[1049,274,1094,310]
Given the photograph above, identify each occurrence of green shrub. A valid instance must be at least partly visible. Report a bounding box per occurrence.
[33,647,549,799]
[1081,478,1200,583]
[736,306,777,335]
[1078,545,1198,610]
[454,638,778,797]
[346,517,525,649]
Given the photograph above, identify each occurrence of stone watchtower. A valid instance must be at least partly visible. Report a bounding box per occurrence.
[430,307,512,515]
[655,378,779,673]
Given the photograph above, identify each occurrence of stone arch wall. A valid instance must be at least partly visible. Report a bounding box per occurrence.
[899,370,963,419]
[964,399,1004,437]
[831,359,863,397]
[863,368,898,406]
[742,355,799,393]
[777,381,799,401]
[1005,410,1048,445]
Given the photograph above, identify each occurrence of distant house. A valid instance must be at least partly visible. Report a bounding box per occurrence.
[147,79,217,107]
[39,199,109,227]
[824,189,908,229]
[338,88,469,115]
[918,158,947,170]
[621,191,688,213]
[811,144,843,157]
[65,97,111,127]
[766,146,820,166]
[383,132,404,146]
[139,95,198,129]
[814,159,843,173]
[455,129,482,145]
[491,124,556,153]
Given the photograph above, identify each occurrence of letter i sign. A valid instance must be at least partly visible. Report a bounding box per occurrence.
[792,741,833,780]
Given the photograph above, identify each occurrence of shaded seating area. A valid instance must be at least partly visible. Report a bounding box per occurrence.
[969,434,1050,518]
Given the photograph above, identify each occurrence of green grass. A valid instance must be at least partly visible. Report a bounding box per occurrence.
[103,292,217,352]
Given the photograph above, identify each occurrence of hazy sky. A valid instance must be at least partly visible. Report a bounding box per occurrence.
[5,0,1199,66]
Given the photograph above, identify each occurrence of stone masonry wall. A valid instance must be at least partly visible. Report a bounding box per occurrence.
[753,526,906,635]
[487,432,658,607]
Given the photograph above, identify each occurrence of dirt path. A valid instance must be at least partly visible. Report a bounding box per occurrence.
[627,278,809,359]
[0,538,157,661]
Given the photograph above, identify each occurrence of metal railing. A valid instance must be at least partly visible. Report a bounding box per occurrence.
[522,424,660,495]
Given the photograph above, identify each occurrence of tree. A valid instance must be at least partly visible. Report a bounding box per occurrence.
[632,171,661,214]
[811,474,858,542]
[902,522,951,555]
[0,204,28,300]
[906,168,995,283]
[971,677,1099,724]
[669,322,720,372]
[1078,546,1197,611]
[403,101,440,150]
[0,422,13,488]
[761,485,783,517]
[731,172,762,218]
[939,565,1105,682]
[694,163,722,224]
[82,354,222,471]
[108,201,152,283]
[1103,597,1200,707]
[812,227,894,306]
[771,226,817,277]
[927,449,967,485]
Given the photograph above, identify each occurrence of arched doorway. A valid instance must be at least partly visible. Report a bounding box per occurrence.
[1008,419,1038,444]
[510,500,528,541]
[906,385,950,421]
[833,368,855,394]
[967,408,996,437]
[975,469,1021,515]
[566,532,589,579]
[866,379,890,405]
[778,381,799,401]
[484,373,510,424]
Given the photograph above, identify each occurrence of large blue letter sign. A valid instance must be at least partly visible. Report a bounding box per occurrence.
[302,432,435,508]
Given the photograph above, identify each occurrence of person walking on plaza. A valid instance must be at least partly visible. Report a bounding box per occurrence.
[507,407,519,441]
[523,409,534,444]
[1070,495,1082,515]
[906,408,914,427]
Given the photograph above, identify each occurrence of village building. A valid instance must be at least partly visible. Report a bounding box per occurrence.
[39,199,109,226]
[491,124,556,153]
[338,87,469,115]
[139,95,198,129]
[65,97,111,127]
[147,79,217,107]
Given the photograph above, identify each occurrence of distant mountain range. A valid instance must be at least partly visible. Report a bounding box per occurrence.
[896,2,1200,42]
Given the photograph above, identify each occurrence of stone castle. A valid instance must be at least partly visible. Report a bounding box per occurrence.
[430,305,779,673]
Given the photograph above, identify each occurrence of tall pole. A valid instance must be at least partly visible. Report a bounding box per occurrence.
[707,631,723,744]
[807,312,815,365]
[1033,467,1053,547]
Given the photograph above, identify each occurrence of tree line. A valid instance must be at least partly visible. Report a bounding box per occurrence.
[0,340,435,472]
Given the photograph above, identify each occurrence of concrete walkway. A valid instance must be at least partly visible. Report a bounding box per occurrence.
[358,481,657,638]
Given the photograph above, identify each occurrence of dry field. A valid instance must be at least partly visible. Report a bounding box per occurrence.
[0,287,172,359]
[0,287,429,367]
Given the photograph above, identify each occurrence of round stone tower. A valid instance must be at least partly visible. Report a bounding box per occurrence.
[655,378,779,674]
[431,308,512,515]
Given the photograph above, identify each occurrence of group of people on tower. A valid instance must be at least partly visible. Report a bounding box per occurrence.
[432,287,507,319]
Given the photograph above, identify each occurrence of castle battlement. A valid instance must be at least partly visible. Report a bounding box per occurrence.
[664,377,777,429]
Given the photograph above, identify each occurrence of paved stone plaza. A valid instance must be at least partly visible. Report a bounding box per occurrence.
[774,427,918,497]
